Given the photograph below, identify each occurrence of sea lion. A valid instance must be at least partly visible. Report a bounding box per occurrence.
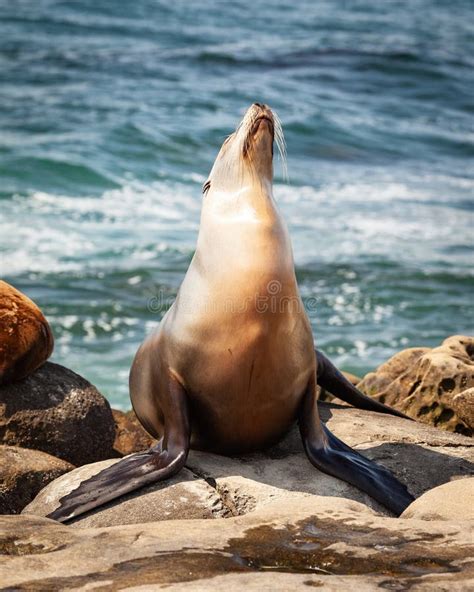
[48,104,413,522]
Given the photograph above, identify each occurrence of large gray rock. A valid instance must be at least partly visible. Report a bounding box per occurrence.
[3,498,474,590]
[24,403,474,527]
[0,445,73,514]
[0,362,116,466]
[401,478,474,521]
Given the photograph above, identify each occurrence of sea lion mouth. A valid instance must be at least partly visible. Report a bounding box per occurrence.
[251,115,275,136]
[243,108,276,159]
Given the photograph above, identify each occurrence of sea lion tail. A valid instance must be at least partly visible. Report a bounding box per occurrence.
[315,349,412,421]
[46,442,188,523]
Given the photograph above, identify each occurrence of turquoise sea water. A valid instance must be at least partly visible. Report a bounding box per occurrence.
[1,1,473,408]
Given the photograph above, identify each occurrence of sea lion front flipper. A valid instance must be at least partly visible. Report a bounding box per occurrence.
[47,374,190,523]
[299,377,414,516]
[315,349,411,420]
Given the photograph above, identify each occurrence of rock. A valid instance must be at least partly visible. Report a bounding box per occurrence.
[0,362,116,466]
[23,455,326,528]
[452,388,474,429]
[4,498,474,590]
[319,404,474,492]
[187,403,473,506]
[24,403,474,527]
[359,347,430,393]
[113,408,157,456]
[0,445,73,514]
[0,281,54,385]
[358,335,474,435]
[23,461,232,527]
[401,478,474,521]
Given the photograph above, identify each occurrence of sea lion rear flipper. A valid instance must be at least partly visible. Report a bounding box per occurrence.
[47,375,190,523]
[315,349,411,420]
[299,379,414,516]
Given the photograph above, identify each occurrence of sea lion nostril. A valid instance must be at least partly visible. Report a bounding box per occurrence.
[254,102,264,109]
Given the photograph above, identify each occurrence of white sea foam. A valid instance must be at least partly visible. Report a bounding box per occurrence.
[274,177,474,269]
[2,180,201,275]
[2,173,473,278]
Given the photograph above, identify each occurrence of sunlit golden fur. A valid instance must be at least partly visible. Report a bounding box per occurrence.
[131,104,317,454]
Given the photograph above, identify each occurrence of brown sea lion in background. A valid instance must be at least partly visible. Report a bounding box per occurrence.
[48,104,413,522]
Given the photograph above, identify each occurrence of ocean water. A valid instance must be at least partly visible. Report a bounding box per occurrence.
[1,0,473,408]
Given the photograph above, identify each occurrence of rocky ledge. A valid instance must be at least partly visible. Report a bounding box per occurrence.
[0,305,473,589]
[3,491,474,591]
[0,402,469,589]
[23,403,474,527]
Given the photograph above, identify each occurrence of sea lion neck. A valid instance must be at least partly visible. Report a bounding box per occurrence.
[202,179,278,224]
[205,145,274,199]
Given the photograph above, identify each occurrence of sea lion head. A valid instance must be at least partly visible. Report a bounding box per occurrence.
[203,103,286,196]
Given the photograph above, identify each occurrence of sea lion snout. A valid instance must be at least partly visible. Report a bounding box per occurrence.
[249,103,274,132]
[251,102,272,118]
[203,104,286,196]
[241,103,276,162]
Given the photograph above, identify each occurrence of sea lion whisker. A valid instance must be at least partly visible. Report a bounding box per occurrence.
[272,110,288,182]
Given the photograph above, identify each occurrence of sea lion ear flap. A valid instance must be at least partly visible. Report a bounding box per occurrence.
[202,180,211,195]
